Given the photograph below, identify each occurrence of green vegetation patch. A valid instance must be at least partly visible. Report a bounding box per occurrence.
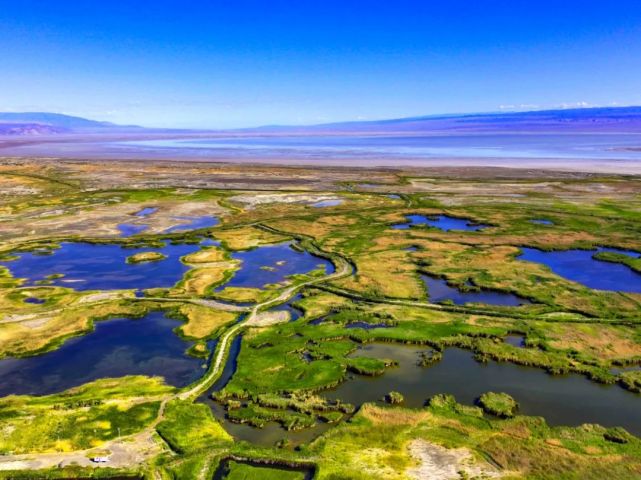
[477,391,519,418]
[125,251,167,264]
[593,250,641,273]
[304,397,641,479]
[0,377,173,454]
[156,399,232,453]
[224,461,306,480]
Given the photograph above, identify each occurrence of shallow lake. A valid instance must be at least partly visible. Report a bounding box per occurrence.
[122,133,641,162]
[422,275,529,306]
[393,214,489,231]
[0,241,200,291]
[325,344,641,435]
[216,243,334,290]
[518,246,641,293]
[0,312,202,396]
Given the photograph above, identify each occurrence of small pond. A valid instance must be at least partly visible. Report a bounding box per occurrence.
[0,312,203,396]
[324,344,641,435]
[392,214,489,231]
[423,275,529,306]
[216,243,334,290]
[204,400,334,447]
[135,207,158,217]
[504,334,526,347]
[0,241,201,291]
[518,246,641,293]
[24,297,46,304]
[311,199,343,208]
[530,218,553,225]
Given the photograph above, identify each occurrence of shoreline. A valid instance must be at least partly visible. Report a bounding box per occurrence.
[1,132,641,175]
[2,154,641,176]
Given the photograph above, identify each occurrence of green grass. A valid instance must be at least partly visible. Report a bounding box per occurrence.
[0,377,173,454]
[4,171,641,478]
[593,251,641,273]
[224,461,306,480]
[156,400,232,453]
[303,396,641,479]
[477,391,518,418]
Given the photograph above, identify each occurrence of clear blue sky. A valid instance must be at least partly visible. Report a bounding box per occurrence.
[1,0,640,128]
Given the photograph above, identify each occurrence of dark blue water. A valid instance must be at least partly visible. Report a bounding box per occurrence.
[0,312,202,396]
[164,216,219,233]
[393,214,488,231]
[518,247,641,293]
[530,219,553,225]
[423,275,529,306]
[24,297,45,304]
[0,241,200,290]
[217,243,334,290]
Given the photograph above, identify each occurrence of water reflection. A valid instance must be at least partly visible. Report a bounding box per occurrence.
[518,246,641,292]
[393,214,489,231]
[0,312,202,396]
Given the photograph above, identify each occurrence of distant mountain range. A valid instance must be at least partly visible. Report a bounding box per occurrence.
[254,106,641,134]
[2,106,641,136]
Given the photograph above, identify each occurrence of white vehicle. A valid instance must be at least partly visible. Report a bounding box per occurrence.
[91,456,110,463]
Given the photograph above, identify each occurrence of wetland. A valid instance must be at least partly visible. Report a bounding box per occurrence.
[2,159,641,479]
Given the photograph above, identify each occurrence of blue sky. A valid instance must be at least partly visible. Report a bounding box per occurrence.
[1,1,640,128]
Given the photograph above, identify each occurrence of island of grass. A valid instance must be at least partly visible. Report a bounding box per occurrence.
[125,251,167,264]
[593,250,641,273]
[477,391,519,418]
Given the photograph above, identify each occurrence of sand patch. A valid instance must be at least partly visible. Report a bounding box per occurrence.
[247,310,290,327]
[230,193,340,208]
[407,440,503,480]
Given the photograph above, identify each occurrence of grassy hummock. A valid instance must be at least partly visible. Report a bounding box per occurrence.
[125,251,167,264]
[385,391,404,404]
[477,391,519,418]
[593,250,641,273]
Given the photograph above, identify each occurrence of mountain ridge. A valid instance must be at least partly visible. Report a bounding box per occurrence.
[2,106,641,135]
